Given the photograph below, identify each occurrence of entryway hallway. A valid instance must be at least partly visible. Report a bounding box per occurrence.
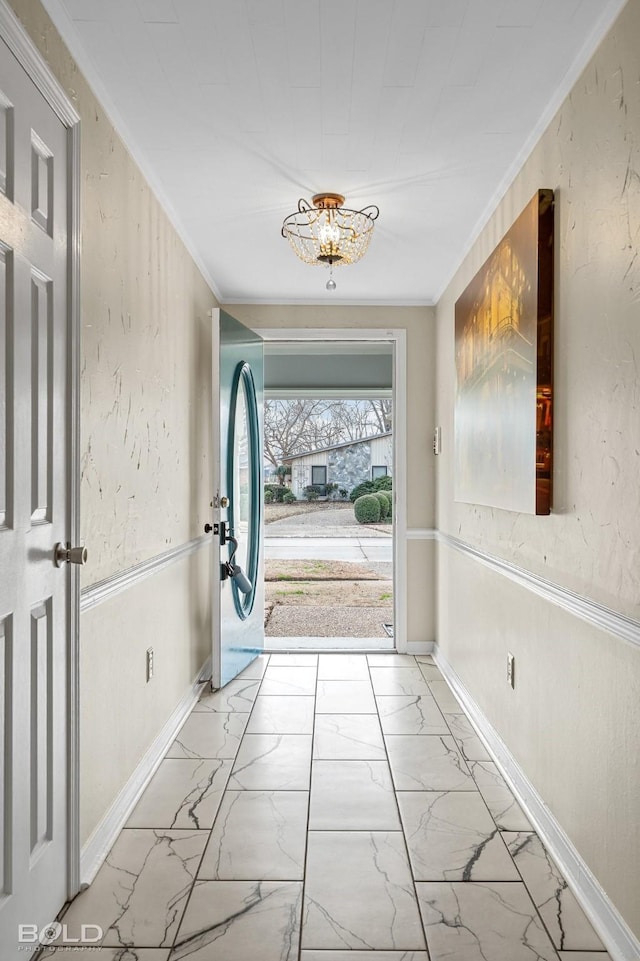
[46,654,609,960]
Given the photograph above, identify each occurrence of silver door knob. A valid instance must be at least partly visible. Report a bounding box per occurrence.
[54,543,88,567]
[220,496,229,508]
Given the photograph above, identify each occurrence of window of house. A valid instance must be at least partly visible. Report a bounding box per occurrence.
[311,465,327,485]
[372,465,388,480]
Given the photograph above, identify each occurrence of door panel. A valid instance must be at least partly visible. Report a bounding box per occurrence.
[0,36,70,956]
[211,309,264,688]
[0,247,7,525]
[0,613,11,896]
[29,599,52,858]
[30,270,52,522]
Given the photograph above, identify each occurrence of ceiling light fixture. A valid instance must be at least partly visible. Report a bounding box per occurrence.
[282,192,379,290]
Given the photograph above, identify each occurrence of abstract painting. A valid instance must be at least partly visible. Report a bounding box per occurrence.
[454,189,554,514]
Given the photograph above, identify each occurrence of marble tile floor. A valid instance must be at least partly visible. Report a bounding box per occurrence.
[46,653,611,961]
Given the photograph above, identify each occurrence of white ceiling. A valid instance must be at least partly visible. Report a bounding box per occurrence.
[41,0,627,305]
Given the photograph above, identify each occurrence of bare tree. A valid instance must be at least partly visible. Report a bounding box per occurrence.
[368,399,392,433]
[264,398,393,469]
[263,399,344,469]
[327,399,393,439]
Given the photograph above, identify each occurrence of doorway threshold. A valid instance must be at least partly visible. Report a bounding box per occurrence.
[265,635,394,652]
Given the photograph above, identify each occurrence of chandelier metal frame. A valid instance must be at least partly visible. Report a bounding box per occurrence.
[281,192,379,268]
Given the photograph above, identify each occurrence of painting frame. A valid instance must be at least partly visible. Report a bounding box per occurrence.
[454,189,554,515]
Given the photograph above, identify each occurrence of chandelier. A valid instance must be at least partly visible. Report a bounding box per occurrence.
[282,192,379,289]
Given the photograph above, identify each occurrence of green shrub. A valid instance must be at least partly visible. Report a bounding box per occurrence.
[283,491,296,504]
[354,494,381,524]
[303,486,320,501]
[373,475,393,492]
[350,474,393,501]
[350,480,375,502]
[264,489,274,504]
[373,491,390,519]
[264,484,292,503]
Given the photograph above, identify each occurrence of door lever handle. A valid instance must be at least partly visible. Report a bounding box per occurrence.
[222,534,252,593]
[221,560,252,593]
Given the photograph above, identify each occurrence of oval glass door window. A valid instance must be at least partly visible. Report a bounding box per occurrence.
[227,361,260,618]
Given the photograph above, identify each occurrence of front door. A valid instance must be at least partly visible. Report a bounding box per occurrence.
[210,309,264,687]
[0,34,73,957]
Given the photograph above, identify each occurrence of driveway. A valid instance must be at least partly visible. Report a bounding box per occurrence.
[265,506,391,539]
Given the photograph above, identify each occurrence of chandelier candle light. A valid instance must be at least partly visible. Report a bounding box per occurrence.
[282,192,379,291]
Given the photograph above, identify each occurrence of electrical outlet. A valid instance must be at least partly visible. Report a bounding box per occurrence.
[146,647,154,682]
[507,652,515,689]
[433,426,442,455]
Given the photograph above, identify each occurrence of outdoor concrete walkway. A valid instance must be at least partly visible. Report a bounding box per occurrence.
[265,506,392,562]
[264,535,392,563]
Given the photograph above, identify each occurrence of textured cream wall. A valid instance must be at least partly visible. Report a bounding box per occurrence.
[9,0,216,842]
[436,0,640,939]
[79,548,211,845]
[229,304,436,643]
[80,177,215,584]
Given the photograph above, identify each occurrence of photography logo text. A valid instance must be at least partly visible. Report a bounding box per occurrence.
[18,920,103,949]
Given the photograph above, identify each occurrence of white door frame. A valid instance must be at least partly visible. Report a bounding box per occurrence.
[0,1,82,900]
[259,327,408,653]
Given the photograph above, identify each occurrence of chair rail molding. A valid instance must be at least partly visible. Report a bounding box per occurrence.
[80,535,209,613]
[437,531,640,651]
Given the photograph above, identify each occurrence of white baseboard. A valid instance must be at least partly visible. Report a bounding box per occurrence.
[433,646,640,961]
[79,656,212,887]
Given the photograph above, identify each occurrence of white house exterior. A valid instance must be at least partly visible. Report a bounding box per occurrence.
[285,432,392,499]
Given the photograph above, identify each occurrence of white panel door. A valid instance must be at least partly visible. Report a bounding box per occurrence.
[0,36,71,956]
